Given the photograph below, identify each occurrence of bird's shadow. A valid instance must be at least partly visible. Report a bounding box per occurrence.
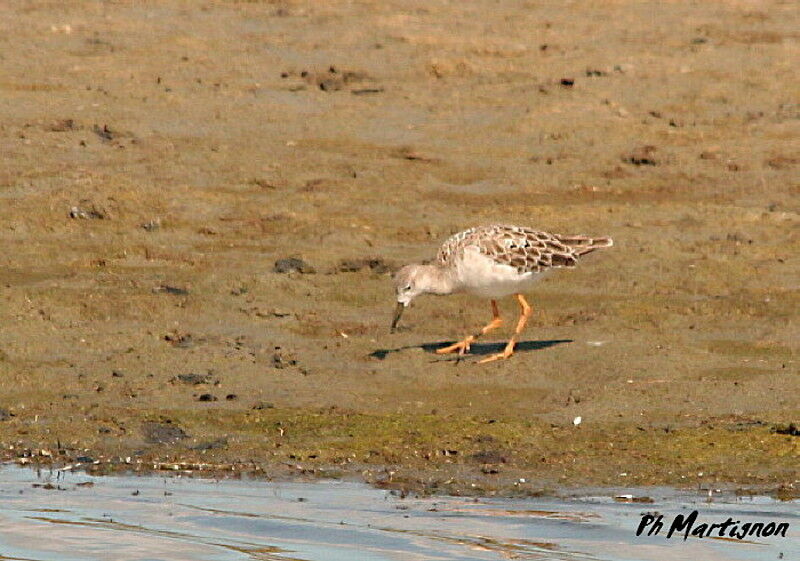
[370,339,573,361]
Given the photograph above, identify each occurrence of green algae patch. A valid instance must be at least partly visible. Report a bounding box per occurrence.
[130,408,800,489]
[2,405,795,494]
[704,340,796,360]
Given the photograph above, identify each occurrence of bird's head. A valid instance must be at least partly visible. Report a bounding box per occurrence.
[390,263,445,332]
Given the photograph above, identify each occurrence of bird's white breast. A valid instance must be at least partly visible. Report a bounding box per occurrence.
[454,247,544,298]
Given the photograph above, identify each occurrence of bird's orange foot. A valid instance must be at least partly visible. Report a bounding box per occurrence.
[436,339,473,355]
[478,348,515,364]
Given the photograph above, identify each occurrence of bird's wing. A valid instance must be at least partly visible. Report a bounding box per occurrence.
[437,225,579,274]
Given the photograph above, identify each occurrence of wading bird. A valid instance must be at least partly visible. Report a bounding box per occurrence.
[391,224,613,363]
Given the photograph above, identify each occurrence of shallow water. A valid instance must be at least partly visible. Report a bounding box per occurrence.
[0,465,795,561]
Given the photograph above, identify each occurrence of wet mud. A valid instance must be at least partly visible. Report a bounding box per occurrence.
[0,1,797,494]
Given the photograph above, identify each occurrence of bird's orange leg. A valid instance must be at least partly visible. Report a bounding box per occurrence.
[479,294,532,364]
[437,300,503,356]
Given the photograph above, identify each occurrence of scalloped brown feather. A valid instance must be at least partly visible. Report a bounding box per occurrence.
[436,224,613,275]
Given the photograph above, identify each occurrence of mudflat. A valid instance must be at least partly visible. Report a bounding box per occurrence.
[0,1,797,495]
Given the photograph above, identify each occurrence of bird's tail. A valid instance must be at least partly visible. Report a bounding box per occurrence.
[556,235,614,256]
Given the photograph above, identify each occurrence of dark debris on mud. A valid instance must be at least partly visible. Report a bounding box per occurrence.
[274,258,315,274]
[623,145,658,166]
[334,257,394,274]
[170,372,218,386]
[772,423,800,437]
[141,421,189,445]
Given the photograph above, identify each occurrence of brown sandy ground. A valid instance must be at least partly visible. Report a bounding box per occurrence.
[0,1,797,495]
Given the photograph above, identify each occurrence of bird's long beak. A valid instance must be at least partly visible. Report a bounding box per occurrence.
[390,302,405,333]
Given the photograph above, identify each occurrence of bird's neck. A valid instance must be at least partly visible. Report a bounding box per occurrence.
[421,263,459,295]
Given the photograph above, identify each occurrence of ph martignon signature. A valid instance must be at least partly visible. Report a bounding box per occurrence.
[637,510,790,540]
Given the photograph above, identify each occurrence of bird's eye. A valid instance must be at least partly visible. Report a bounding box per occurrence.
[403,284,412,291]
